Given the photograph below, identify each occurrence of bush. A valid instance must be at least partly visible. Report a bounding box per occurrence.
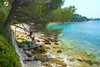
[0,4,7,23]
[0,22,21,67]
[0,35,21,67]
[47,27,63,35]
[22,40,30,44]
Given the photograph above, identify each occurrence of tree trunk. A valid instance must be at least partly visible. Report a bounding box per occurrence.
[4,7,15,27]
[3,0,19,28]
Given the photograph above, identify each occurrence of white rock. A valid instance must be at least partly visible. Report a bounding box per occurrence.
[46,54,56,59]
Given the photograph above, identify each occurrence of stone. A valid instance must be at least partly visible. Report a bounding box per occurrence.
[44,46,51,49]
[50,63,56,67]
[44,40,51,44]
[54,43,59,45]
[50,39,55,42]
[23,44,29,50]
[25,57,33,61]
[45,62,50,66]
[23,60,27,64]
[24,50,32,57]
[32,55,35,60]
[46,54,56,59]
[54,39,58,42]
[56,65,63,67]
[57,50,62,53]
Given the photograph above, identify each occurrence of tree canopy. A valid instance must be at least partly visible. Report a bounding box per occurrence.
[12,0,76,28]
[70,13,89,22]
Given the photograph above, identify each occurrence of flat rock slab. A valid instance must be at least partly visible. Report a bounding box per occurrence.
[24,61,44,67]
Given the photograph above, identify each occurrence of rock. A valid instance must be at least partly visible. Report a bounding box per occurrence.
[42,62,50,67]
[50,63,56,67]
[44,46,51,49]
[50,38,58,42]
[23,44,29,50]
[34,54,45,60]
[24,50,32,57]
[25,57,33,61]
[50,35,58,42]
[46,53,56,59]
[23,60,27,64]
[54,43,59,45]
[57,50,62,53]
[56,65,63,67]
[54,39,58,42]
[36,40,40,42]
[44,40,51,44]
[50,39,55,42]
[32,55,35,60]
[45,63,50,66]
[50,36,55,42]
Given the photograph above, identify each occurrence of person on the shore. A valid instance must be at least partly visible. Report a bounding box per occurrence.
[29,31,33,36]
[29,40,37,49]
[29,30,35,41]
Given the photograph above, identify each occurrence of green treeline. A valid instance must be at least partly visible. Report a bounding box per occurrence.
[70,13,89,22]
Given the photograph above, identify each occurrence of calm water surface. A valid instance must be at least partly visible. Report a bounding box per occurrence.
[49,21,100,60]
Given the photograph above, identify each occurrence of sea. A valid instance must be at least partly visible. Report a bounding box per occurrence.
[48,21,100,60]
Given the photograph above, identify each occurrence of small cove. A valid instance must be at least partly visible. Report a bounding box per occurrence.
[49,21,100,60]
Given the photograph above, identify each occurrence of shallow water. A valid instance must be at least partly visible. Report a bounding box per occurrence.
[49,21,100,60]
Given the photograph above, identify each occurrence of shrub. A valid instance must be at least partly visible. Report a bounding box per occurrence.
[22,40,30,44]
[0,35,21,67]
[0,23,21,67]
[47,27,63,35]
[0,4,7,23]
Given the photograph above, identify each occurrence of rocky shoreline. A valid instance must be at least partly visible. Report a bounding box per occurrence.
[11,24,100,67]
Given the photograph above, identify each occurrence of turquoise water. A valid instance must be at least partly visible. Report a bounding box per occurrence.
[49,21,100,60]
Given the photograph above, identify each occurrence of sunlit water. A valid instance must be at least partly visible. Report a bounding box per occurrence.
[49,21,100,60]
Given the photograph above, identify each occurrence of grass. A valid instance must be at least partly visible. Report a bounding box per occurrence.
[0,25,21,67]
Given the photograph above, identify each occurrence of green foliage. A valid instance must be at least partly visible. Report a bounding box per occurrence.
[14,0,65,27]
[46,0,64,12]
[22,40,30,44]
[70,13,89,22]
[47,27,63,35]
[0,34,21,67]
[0,5,7,23]
[52,28,63,35]
[51,6,76,22]
[0,21,21,67]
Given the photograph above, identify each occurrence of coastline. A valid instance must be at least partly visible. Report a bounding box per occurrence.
[11,24,100,67]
